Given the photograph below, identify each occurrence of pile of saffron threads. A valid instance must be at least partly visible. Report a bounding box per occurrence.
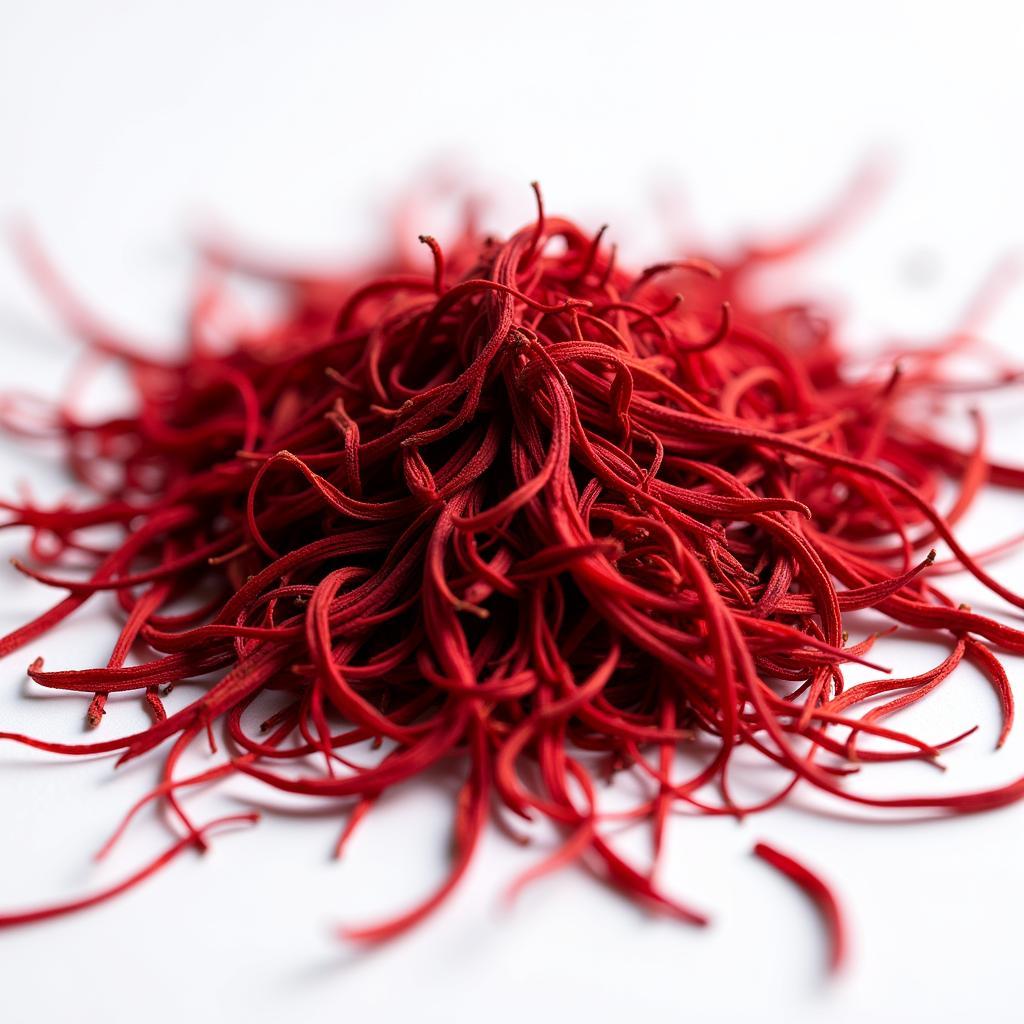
[1,185,1023,973]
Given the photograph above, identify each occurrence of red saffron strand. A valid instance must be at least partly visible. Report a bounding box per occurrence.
[753,841,847,974]
[0,814,258,929]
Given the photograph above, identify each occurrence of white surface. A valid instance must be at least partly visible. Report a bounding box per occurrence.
[2,2,1024,1022]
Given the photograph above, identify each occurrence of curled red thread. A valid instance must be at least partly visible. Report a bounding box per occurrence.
[753,841,847,975]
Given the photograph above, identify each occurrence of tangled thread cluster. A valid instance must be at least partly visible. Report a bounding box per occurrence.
[1,184,1022,962]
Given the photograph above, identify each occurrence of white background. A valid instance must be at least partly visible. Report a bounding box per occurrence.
[2,2,1024,1021]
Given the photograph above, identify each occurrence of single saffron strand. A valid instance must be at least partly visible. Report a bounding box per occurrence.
[753,841,847,974]
[0,814,258,929]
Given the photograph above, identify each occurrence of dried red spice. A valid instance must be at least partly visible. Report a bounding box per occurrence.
[754,841,846,974]
[1,183,1022,966]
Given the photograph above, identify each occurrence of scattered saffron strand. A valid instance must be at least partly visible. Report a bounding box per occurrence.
[0,814,258,929]
[753,841,847,974]
[0,180,1023,960]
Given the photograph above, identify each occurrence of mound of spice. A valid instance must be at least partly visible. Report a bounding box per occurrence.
[1,184,1022,970]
